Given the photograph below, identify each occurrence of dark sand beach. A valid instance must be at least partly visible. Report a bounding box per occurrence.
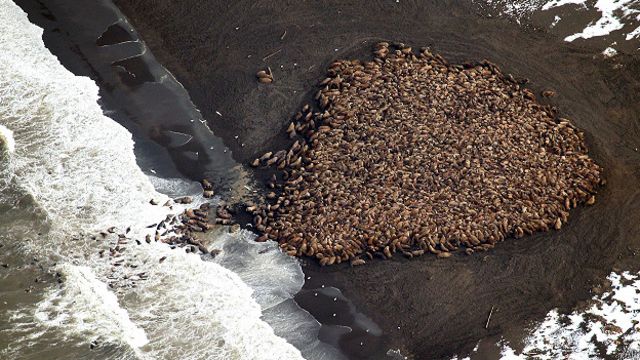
[110,1,640,358]
[13,0,640,358]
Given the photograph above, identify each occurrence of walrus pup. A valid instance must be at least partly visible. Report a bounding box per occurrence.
[252,42,602,265]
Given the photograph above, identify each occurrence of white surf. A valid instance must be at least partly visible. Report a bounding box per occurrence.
[0,1,308,359]
[0,124,15,154]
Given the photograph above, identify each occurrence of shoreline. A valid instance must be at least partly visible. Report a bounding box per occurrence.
[14,0,243,190]
[11,1,365,358]
[110,1,640,359]
[12,0,640,359]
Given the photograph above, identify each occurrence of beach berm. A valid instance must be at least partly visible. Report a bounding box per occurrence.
[249,42,603,266]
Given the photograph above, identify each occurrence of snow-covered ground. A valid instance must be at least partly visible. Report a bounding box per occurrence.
[502,271,640,359]
[452,271,640,359]
[478,0,640,53]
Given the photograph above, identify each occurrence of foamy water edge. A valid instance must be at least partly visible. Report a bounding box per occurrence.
[0,0,307,358]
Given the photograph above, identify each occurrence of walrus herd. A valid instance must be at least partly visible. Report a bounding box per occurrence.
[141,192,236,256]
[249,42,603,266]
[96,182,236,289]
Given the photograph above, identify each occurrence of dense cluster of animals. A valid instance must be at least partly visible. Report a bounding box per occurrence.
[249,42,603,266]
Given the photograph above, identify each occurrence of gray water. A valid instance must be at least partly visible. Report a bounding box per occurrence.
[0,1,341,359]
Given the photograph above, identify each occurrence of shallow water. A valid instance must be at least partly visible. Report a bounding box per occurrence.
[4,0,640,358]
[0,1,340,359]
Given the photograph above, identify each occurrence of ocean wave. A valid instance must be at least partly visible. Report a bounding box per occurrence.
[0,0,306,358]
[0,124,15,154]
[33,265,150,353]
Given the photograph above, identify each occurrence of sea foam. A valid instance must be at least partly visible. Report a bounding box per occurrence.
[0,124,15,153]
[0,0,306,358]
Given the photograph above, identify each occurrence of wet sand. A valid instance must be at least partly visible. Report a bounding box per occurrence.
[14,0,244,190]
[18,0,640,358]
[110,1,640,358]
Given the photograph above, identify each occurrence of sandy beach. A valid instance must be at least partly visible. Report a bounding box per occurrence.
[4,0,640,359]
[107,1,640,358]
[112,1,640,358]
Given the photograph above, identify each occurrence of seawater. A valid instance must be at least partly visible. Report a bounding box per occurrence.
[0,1,337,359]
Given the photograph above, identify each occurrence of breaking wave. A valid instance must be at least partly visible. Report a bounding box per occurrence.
[0,1,318,359]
